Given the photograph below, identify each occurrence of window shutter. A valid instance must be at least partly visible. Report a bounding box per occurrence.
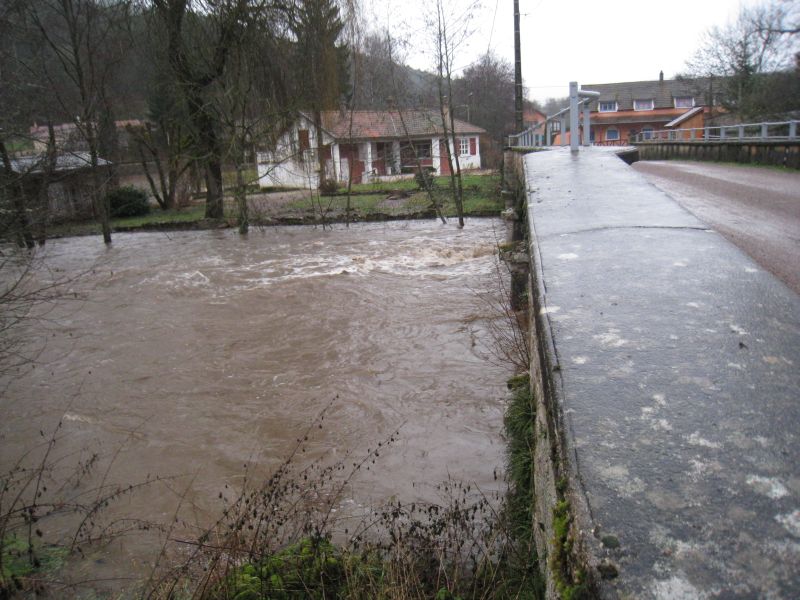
[298,129,310,151]
[469,137,476,155]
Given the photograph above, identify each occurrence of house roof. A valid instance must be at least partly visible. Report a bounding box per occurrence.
[29,119,145,138]
[9,151,110,174]
[316,109,485,141]
[665,106,705,128]
[592,108,690,126]
[583,79,705,111]
[524,108,547,122]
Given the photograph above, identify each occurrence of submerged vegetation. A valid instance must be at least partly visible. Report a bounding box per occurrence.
[0,410,540,598]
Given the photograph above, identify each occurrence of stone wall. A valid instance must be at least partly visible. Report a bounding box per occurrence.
[504,149,606,599]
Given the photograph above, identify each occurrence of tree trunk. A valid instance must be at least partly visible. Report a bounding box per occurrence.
[204,158,224,219]
[235,163,248,234]
[193,98,224,219]
[0,141,34,249]
[447,105,465,228]
[88,123,112,244]
[33,122,58,245]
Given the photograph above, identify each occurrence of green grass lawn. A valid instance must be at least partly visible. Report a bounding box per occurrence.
[344,172,499,195]
[47,205,208,237]
[44,172,502,237]
[284,172,501,218]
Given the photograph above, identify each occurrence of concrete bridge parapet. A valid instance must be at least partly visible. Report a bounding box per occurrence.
[634,139,800,169]
[506,146,800,598]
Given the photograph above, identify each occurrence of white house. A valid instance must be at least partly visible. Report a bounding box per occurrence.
[256,109,485,189]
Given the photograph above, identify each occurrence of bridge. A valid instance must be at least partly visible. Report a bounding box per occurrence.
[503,143,800,598]
[633,124,800,168]
[508,82,800,169]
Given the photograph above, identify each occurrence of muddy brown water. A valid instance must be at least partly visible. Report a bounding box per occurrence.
[1,219,511,587]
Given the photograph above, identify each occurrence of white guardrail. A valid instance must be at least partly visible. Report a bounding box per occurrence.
[631,120,799,143]
[507,82,599,152]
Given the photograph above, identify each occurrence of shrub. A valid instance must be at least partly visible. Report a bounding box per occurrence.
[414,168,434,190]
[318,179,339,195]
[108,186,150,218]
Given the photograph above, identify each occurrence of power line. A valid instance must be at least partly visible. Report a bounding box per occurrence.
[486,0,500,55]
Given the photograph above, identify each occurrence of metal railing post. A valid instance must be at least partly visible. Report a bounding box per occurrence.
[791,121,797,140]
[582,102,591,146]
[559,116,567,146]
[761,123,769,139]
[720,126,726,140]
[569,82,579,152]
[546,123,552,146]
[704,127,709,141]
[738,125,744,139]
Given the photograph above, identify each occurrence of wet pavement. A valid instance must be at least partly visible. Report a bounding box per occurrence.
[633,160,800,295]
[524,148,800,598]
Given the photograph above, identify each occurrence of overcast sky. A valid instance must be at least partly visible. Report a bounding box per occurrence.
[361,0,762,102]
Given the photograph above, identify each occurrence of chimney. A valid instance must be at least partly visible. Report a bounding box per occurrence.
[659,70,664,82]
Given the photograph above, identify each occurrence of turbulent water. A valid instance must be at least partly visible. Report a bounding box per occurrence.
[1,219,511,584]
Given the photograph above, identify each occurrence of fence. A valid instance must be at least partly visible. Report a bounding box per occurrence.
[631,120,799,144]
[507,82,600,152]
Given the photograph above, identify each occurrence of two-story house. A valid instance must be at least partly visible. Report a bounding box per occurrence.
[584,73,708,145]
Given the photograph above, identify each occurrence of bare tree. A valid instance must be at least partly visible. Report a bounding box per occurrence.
[25,0,132,245]
[683,0,800,119]
[428,0,479,228]
[753,0,800,37]
[289,0,350,189]
[219,6,292,234]
[152,0,253,220]
[453,52,515,168]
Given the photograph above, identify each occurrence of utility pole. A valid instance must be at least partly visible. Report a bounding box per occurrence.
[514,0,523,133]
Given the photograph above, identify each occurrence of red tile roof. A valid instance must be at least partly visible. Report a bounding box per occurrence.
[592,107,691,125]
[315,109,485,141]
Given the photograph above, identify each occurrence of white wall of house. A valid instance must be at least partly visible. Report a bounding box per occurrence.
[257,115,337,189]
[258,116,483,188]
[455,136,481,170]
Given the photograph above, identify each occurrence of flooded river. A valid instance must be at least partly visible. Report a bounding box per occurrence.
[1,219,511,583]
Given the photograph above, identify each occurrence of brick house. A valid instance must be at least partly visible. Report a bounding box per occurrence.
[584,74,709,145]
[256,109,485,189]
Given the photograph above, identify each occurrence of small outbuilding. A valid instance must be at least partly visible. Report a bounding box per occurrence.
[7,152,111,222]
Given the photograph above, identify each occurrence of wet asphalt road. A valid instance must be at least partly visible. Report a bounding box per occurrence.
[633,160,800,295]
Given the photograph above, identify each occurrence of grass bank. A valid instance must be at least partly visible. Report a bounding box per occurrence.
[46,172,502,238]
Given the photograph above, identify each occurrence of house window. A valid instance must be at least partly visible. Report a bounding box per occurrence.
[599,101,617,113]
[642,127,654,140]
[674,96,694,109]
[606,128,620,141]
[413,141,431,158]
[459,138,469,155]
[633,99,655,111]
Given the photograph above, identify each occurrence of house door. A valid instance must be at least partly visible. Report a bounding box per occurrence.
[339,144,365,184]
[439,140,451,175]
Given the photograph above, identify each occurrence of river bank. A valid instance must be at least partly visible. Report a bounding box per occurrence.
[45,173,502,239]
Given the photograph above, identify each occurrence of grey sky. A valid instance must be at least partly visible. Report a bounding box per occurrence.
[362,0,762,102]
